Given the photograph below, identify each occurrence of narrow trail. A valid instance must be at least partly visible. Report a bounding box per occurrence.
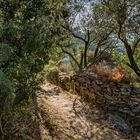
[36,82,134,140]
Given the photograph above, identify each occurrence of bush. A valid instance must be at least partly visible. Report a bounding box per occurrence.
[59,62,74,73]
[0,70,15,113]
[0,105,38,140]
[0,0,65,138]
[44,61,59,84]
[91,61,131,83]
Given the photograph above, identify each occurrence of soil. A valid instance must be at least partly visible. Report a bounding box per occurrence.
[34,82,138,140]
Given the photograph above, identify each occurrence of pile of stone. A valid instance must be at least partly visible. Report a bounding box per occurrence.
[72,70,140,118]
[50,69,140,123]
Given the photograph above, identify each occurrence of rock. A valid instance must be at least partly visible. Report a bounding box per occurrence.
[52,69,140,131]
[133,88,140,94]
[121,88,127,92]
[118,92,130,96]
[132,105,140,115]
[104,93,113,100]
[95,80,103,85]
[110,82,116,86]
[107,87,112,93]
[108,113,131,133]
[91,83,101,91]
[131,98,140,103]
[122,84,131,89]
[118,108,135,116]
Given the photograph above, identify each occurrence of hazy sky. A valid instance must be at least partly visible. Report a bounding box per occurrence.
[68,0,95,33]
[73,2,92,28]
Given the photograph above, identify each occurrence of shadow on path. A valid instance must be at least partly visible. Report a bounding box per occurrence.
[33,82,140,140]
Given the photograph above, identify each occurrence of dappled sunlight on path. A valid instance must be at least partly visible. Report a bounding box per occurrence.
[36,82,137,140]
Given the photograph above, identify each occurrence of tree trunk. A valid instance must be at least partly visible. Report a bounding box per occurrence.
[83,42,88,68]
[79,51,84,70]
[61,47,81,70]
[93,45,100,63]
[125,43,140,77]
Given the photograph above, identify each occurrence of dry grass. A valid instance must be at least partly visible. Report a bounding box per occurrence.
[91,61,131,83]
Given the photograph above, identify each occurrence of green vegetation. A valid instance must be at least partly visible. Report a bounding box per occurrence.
[0,0,66,139]
[0,0,140,139]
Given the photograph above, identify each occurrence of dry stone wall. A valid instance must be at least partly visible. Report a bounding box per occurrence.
[49,70,140,119]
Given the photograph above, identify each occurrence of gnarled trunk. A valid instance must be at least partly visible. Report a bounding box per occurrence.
[125,43,140,77]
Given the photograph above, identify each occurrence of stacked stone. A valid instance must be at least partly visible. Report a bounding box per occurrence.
[50,70,140,119]
[72,71,140,118]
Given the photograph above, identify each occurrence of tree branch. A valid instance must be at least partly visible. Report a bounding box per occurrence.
[61,25,86,43]
[132,38,140,55]
[60,46,80,67]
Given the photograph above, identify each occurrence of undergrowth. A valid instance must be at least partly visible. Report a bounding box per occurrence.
[0,99,42,140]
[91,61,132,83]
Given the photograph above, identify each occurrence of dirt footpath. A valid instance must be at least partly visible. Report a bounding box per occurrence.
[36,82,137,140]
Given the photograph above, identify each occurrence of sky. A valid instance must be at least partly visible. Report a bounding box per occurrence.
[68,0,95,33]
[72,2,92,28]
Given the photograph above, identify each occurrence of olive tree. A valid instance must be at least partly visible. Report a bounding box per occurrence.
[97,0,140,77]
[0,0,66,112]
[59,0,113,70]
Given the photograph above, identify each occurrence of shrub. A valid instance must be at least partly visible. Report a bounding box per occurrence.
[44,61,59,84]
[59,62,74,73]
[0,0,66,138]
[0,71,15,113]
[91,61,131,83]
